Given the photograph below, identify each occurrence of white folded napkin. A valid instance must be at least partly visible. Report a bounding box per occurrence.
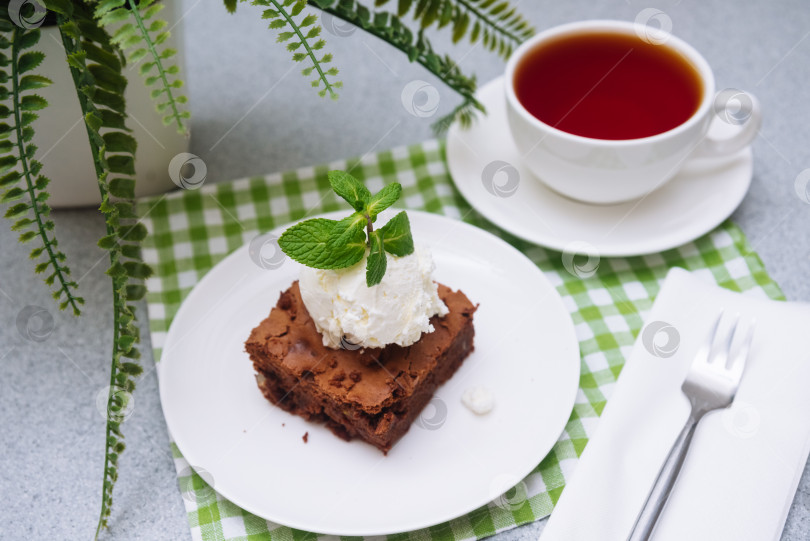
[540,267,810,541]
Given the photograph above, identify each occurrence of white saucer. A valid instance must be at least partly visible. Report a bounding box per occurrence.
[446,77,754,257]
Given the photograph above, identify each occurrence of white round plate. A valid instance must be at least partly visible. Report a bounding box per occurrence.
[446,77,754,257]
[159,209,580,536]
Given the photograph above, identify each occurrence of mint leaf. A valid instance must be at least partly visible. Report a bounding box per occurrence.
[342,227,368,267]
[366,182,402,217]
[279,218,363,269]
[279,218,336,268]
[366,230,386,286]
[379,211,414,257]
[328,170,371,212]
[328,212,366,248]
[329,214,367,266]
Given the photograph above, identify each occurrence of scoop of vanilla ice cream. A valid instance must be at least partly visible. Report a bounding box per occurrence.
[298,244,448,349]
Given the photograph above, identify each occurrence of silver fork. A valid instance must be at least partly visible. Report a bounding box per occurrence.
[627,311,755,541]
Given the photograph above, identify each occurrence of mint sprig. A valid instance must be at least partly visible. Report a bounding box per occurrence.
[278,170,415,286]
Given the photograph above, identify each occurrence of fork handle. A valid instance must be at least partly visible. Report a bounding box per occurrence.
[627,415,699,541]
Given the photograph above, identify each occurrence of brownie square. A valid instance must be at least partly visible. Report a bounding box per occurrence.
[245,281,476,453]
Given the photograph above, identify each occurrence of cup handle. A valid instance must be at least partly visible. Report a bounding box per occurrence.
[691,90,761,160]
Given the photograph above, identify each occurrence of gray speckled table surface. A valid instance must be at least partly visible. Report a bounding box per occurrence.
[2,0,810,540]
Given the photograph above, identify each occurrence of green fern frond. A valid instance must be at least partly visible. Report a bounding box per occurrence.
[310,0,485,132]
[379,0,534,58]
[430,97,481,132]
[94,0,190,133]
[254,0,341,99]
[0,16,83,314]
[44,1,151,538]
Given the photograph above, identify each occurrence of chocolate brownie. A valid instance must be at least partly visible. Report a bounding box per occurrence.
[245,281,476,453]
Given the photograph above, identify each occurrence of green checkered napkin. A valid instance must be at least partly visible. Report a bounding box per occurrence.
[137,139,783,541]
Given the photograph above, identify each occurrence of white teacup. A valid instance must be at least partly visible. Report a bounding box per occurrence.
[504,20,762,205]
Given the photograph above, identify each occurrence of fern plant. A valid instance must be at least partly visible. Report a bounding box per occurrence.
[255,0,343,98]
[378,0,534,58]
[96,0,189,132]
[313,0,488,130]
[0,19,83,314]
[0,0,533,538]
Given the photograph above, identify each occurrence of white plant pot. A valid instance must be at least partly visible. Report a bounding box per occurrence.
[32,1,189,208]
